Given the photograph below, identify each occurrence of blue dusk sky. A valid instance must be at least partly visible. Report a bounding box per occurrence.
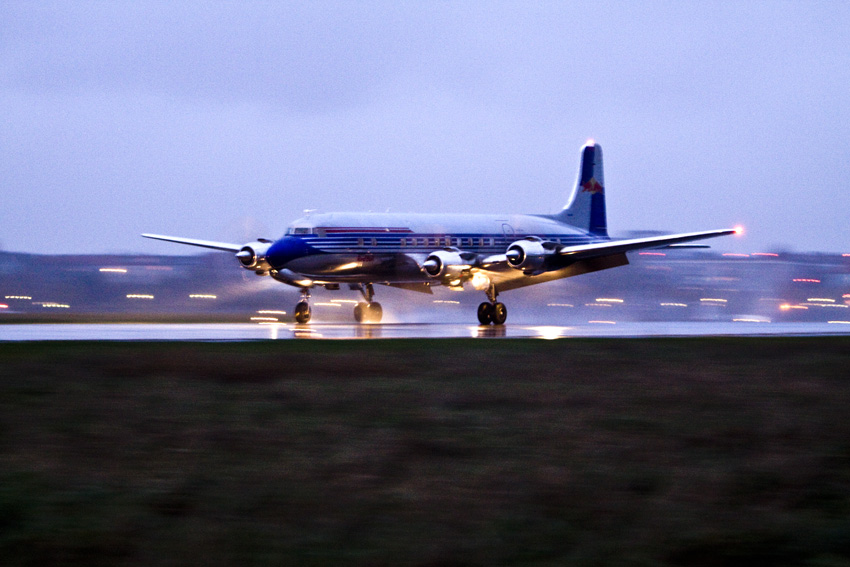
[2,1,848,255]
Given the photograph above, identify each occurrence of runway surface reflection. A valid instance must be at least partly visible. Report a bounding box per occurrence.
[2,321,850,341]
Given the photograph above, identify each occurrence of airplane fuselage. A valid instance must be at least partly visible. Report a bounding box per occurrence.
[268,212,604,284]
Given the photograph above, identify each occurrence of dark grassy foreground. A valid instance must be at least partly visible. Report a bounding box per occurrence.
[2,338,850,566]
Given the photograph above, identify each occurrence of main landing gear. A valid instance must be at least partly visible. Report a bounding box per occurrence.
[353,283,382,323]
[477,284,507,325]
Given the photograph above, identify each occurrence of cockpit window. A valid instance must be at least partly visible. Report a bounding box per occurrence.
[293,227,311,235]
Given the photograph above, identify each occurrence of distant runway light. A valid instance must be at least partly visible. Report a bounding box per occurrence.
[99,268,127,273]
[126,294,154,299]
[189,294,217,299]
[588,320,616,324]
[258,310,287,315]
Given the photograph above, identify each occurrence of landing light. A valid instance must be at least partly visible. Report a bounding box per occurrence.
[734,226,745,236]
[0,304,7,309]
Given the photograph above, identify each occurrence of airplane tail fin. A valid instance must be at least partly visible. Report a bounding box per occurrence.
[556,141,608,237]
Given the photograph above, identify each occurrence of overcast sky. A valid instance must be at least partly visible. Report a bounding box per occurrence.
[2,1,849,255]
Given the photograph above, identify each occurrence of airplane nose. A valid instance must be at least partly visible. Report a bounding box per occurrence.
[266,237,311,268]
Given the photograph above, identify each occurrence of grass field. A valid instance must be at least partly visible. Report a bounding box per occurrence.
[1,338,850,566]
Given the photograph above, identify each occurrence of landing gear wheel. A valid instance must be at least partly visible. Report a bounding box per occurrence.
[355,302,383,323]
[354,302,367,323]
[294,301,311,324]
[492,302,507,325]
[368,302,383,323]
[477,302,494,325]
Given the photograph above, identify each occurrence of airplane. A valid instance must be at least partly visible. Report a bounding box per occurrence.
[143,141,739,325]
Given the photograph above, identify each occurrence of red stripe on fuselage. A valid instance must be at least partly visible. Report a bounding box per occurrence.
[321,227,413,234]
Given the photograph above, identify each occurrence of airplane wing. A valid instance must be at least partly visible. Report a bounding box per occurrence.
[474,228,738,292]
[141,234,243,253]
[557,228,739,261]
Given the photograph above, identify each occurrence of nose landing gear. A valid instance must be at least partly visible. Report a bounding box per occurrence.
[477,284,507,325]
[294,289,312,324]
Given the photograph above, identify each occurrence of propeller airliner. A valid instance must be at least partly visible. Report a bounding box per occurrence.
[143,142,738,324]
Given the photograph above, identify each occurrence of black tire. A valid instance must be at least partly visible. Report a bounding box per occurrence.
[368,302,383,323]
[294,301,311,324]
[354,302,366,323]
[492,302,507,325]
[477,302,494,325]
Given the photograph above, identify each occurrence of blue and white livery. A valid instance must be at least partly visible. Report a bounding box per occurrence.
[143,142,737,324]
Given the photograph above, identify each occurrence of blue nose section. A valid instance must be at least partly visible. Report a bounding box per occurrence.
[267,237,312,268]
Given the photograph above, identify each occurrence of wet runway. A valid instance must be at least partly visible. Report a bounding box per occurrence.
[2,321,850,341]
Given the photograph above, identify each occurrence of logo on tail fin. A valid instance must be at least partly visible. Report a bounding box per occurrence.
[581,177,604,194]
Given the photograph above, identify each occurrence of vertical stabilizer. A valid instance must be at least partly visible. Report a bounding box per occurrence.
[556,142,608,237]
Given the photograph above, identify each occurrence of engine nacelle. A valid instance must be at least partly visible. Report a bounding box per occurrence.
[422,250,468,280]
[505,240,554,272]
[236,241,273,273]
